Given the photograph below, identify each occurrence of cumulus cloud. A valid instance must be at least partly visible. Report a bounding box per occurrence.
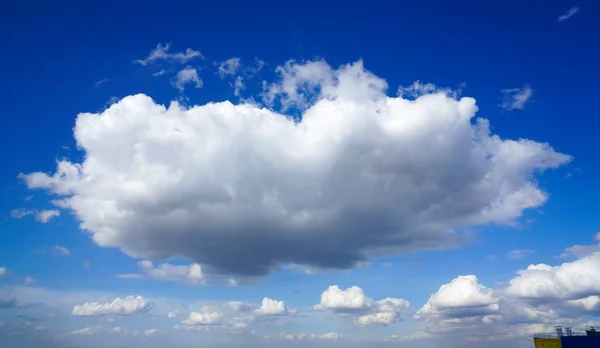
[171,66,202,91]
[176,297,293,332]
[314,285,409,326]
[415,275,499,322]
[507,249,534,259]
[412,251,600,342]
[52,245,71,256]
[20,59,570,279]
[10,209,60,223]
[500,85,533,110]
[255,297,290,315]
[135,42,204,66]
[71,295,153,316]
[506,252,600,302]
[558,6,580,23]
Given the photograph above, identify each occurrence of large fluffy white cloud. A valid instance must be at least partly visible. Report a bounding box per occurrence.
[507,252,600,301]
[20,59,570,278]
[415,275,499,321]
[314,285,409,326]
[71,295,153,316]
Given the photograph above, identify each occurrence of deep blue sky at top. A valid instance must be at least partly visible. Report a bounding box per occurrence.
[0,0,599,298]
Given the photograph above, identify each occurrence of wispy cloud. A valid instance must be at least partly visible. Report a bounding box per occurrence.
[52,245,71,257]
[171,67,202,92]
[507,249,534,259]
[152,69,168,77]
[135,42,204,66]
[11,209,60,223]
[499,85,533,110]
[94,78,110,88]
[558,6,580,23]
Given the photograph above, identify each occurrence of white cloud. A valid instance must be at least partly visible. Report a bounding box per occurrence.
[507,252,600,301]
[415,275,499,321]
[0,267,5,277]
[52,245,71,256]
[313,285,409,326]
[94,78,110,88]
[152,69,168,77]
[178,312,225,331]
[255,297,290,315]
[558,6,580,22]
[217,57,265,97]
[265,332,341,340]
[412,251,600,342]
[20,59,570,279]
[70,326,96,335]
[167,310,182,318]
[232,76,244,96]
[24,277,35,286]
[500,85,533,110]
[120,260,206,284]
[398,80,463,99]
[144,328,158,336]
[71,295,154,316]
[507,249,534,259]
[171,66,202,91]
[217,58,241,78]
[135,42,204,66]
[10,209,60,223]
[559,232,600,258]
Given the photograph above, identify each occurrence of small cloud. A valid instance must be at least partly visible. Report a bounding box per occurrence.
[152,69,168,77]
[24,277,35,286]
[52,245,71,257]
[144,328,158,336]
[507,249,534,259]
[500,85,533,110]
[566,167,583,179]
[0,267,6,277]
[135,42,204,66]
[380,262,392,267]
[94,78,110,88]
[558,6,580,22]
[83,260,91,268]
[217,57,241,78]
[167,310,182,318]
[11,209,60,223]
[232,76,245,97]
[171,67,202,91]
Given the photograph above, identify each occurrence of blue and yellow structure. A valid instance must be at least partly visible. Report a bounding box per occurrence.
[533,326,599,348]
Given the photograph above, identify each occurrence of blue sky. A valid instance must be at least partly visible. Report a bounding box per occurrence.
[1,1,600,347]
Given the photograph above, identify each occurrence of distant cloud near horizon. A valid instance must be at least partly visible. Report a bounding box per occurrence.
[558,6,580,22]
